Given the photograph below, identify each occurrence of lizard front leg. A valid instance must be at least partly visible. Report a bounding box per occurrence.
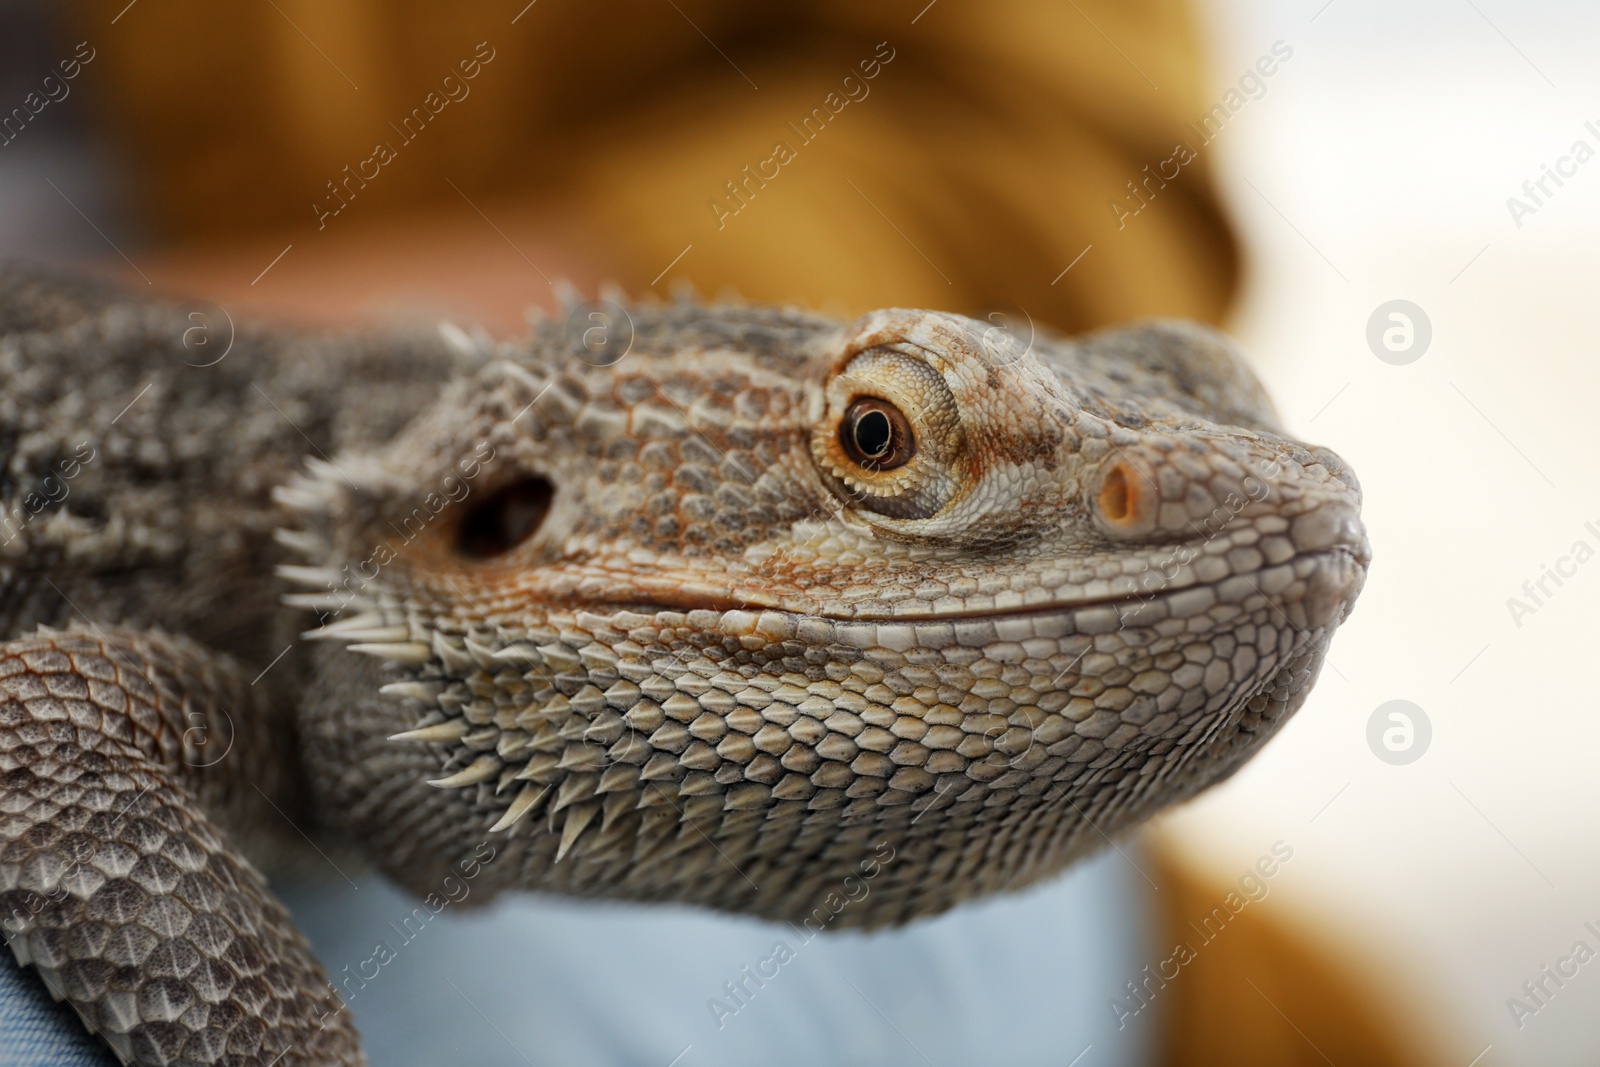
[0,626,360,1066]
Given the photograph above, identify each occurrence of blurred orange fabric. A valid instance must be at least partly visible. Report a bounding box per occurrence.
[69,0,1237,334]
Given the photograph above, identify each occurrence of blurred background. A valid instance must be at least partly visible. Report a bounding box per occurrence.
[1163,2,1600,1065]
[3,0,1599,1064]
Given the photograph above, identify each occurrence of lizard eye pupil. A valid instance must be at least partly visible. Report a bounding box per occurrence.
[456,475,553,559]
[841,398,913,471]
[854,411,892,456]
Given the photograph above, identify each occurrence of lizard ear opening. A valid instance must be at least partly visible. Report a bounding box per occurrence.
[455,475,553,559]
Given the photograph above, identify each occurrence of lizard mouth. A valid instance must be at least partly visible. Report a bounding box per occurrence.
[570,543,1368,637]
[546,497,1370,629]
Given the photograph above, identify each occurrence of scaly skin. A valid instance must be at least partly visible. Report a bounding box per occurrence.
[0,268,1368,1065]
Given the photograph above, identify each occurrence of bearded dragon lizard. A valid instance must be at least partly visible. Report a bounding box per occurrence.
[0,266,1367,1065]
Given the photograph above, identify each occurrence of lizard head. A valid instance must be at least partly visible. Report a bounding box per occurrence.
[279,299,1368,925]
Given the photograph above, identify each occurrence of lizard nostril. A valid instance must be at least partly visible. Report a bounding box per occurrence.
[1097,462,1135,524]
[1091,458,1159,539]
[456,476,553,559]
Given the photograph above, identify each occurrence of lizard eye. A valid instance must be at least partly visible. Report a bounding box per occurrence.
[811,345,965,521]
[840,398,914,471]
[456,475,553,559]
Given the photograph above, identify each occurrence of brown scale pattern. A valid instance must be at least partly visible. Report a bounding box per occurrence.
[0,629,359,1066]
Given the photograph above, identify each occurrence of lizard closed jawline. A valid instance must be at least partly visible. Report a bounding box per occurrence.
[0,266,1367,1066]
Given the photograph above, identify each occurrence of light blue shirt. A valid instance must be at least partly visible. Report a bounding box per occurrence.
[3,844,1157,1066]
[282,846,1158,1067]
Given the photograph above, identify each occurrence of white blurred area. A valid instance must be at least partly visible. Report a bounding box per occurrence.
[1153,1,1600,1063]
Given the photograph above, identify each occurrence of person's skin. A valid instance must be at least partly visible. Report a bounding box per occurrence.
[134,199,609,336]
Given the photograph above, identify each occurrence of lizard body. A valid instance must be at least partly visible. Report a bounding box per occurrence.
[0,268,1367,1065]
